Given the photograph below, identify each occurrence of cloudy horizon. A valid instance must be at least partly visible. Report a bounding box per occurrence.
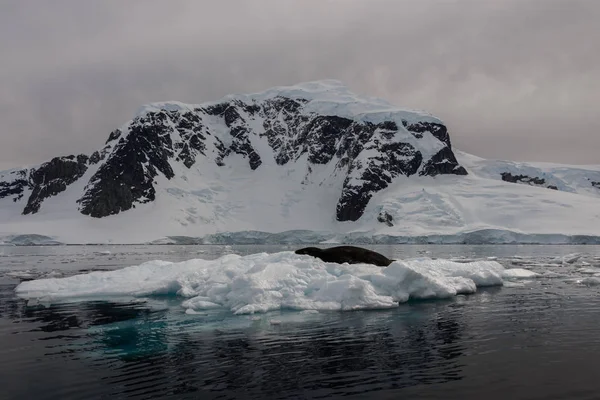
[1,0,599,170]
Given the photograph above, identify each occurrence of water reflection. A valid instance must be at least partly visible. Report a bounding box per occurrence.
[2,288,468,399]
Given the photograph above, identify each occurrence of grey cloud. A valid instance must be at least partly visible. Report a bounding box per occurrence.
[1,0,599,169]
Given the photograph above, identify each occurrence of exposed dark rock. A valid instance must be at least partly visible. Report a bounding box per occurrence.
[23,155,88,214]
[177,139,203,168]
[336,143,422,222]
[420,147,468,177]
[230,136,262,170]
[501,172,545,185]
[260,97,310,165]
[203,101,264,170]
[203,102,228,116]
[242,103,261,115]
[105,129,122,144]
[592,181,600,189]
[303,116,354,164]
[500,172,564,191]
[214,137,229,167]
[404,121,452,148]
[0,170,28,202]
[223,105,243,127]
[225,108,262,170]
[89,151,101,165]
[171,111,207,168]
[377,211,394,227]
[379,121,398,132]
[78,112,175,218]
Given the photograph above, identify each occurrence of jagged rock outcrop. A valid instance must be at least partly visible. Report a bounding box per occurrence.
[0,156,89,213]
[500,172,558,190]
[420,147,468,177]
[23,155,89,214]
[78,112,176,218]
[403,120,450,147]
[377,211,394,227]
[0,170,28,202]
[336,140,423,221]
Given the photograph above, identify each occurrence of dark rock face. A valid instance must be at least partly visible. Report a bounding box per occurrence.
[89,151,102,165]
[260,97,309,165]
[203,102,266,170]
[1,89,468,221]
[23,155,89,214]
[500,172,558,191]
[337,142,423,221]
[105,129,122,144]
[333,120,465,222]
[403,121,451,148]
[501,172,545,185]
[403,121,467,176]
[171,111,207,168]
[420,147,468,177]
[222,106,262,170]
[0,170,28,202]
[78,112,176,218]
[377,211,394,227]
[303,116,354,164]
[592,181,600,189]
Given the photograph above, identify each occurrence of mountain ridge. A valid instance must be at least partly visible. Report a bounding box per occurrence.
[1,80,599,244]
[1,80,466,220]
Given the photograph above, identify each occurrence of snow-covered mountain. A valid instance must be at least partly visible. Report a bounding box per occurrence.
[1,80,599,244]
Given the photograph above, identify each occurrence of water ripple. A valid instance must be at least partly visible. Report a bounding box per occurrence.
[2,245,600,399]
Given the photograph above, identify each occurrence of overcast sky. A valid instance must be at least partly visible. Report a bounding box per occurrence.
[1,0,598,170]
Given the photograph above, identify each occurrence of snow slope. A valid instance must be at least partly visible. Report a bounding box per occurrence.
[3,149,598,245]
[1,81,599,244]
[2,156,598,245]
[350,152,600,238]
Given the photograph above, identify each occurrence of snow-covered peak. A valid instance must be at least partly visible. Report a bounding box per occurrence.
[134,101,195,118]
[134,80,441,126]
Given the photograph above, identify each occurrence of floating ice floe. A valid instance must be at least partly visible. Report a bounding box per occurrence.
[578,277,600,286]
[501,268,538,279]
[562,253,582,264]
[14,251,534,315]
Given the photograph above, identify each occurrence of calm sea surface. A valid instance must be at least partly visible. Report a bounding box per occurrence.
[1,244,600,400]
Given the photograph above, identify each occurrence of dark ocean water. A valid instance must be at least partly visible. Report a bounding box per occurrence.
[1,244,600,400]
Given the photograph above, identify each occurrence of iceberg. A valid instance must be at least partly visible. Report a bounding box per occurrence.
[15,251,532,315]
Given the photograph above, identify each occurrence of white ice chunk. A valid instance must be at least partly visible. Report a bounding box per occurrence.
[502,268,538,279]
[15,251,515,315]
[563,253,582,264]
[578,277,600,286]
